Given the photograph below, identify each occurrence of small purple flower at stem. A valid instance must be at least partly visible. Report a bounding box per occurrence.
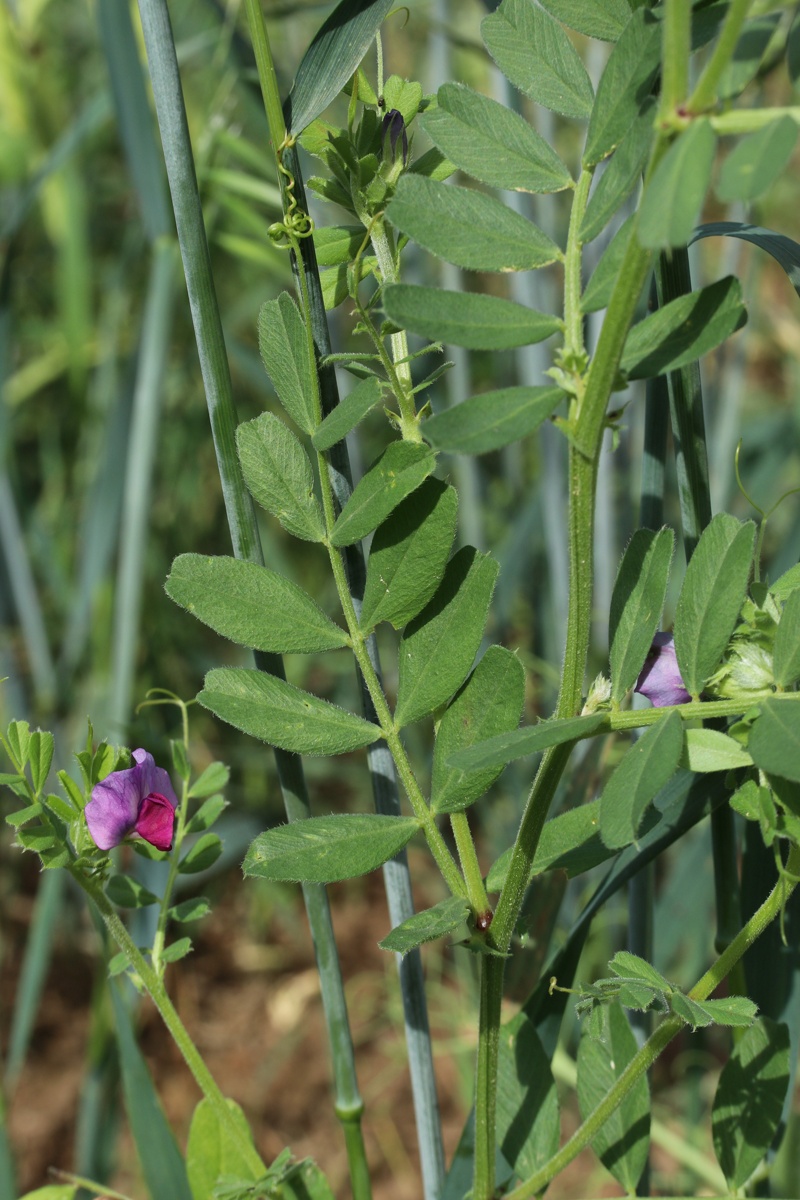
[85,749,178,852]
[381,108,408,166]
[635,633,692,707]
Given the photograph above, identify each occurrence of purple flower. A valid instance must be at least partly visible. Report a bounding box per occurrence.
[635,633,692,707]
[85,749,178,852]
[381,108,408,166]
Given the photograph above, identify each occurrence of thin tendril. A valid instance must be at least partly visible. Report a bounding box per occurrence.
[269,136,315,248]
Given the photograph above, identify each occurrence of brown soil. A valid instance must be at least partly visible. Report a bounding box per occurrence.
[3,858,476,1200]
[1,855,724,1200]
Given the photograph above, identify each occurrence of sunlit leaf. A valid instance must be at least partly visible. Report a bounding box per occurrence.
[421,82,572,194]
[386,175,562,272]
[237,413,325,543]
[361,479,458,631]
[331,442,437,547]
[244,814,420,883]
[384,285,561,350]
[482,0,594,119]
[199,668,381,756]
[674,514,756,696]
[166,554,348,653]
[423,386,563,455]
[432,647,525,814]
[395,547,499,728]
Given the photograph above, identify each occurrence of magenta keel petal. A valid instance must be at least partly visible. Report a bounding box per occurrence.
[135,792,176,851]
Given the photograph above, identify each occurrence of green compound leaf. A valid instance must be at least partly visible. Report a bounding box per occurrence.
[718,13,782,102]
[716,116,797,204]
[244,814,420,883]
[331,441,437,547]
[257,293,316,435]
[395,547,499,728]
[577,1002,650,1193]
[187,1097,262,1200]
[199,667,381,756]
[712,1017,790,1190]
[432,646,525,815]
[774,587,800,688]
[580,101,654,243]
[312,224,366,267]
[178,833,223,875]
[166,554,348,654]
[600,712,684,850]
[609,526,674,704]
[361,478,458,632]
[748,699,800,784]
[285,0,396,135]
[379,896,471,954]
[482,0,594,120]
[451,713,606,774]
[582,214,635,313]
[621,276,746,381]
[383,285,561,351]
[538,0,631,42]
[682,728,753,773]
[421,82,572,195]
[423,386,563,455]
[106,875,158,908]
[386,175,562,272]
[638,119,717,249]
[583,8,661,167]
[311,376,383,451]
[498,1013,560,1179]
[674,514,756,697]
[236,413,325,543]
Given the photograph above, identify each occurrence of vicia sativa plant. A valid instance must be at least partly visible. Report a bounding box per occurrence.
[4,2,800,1199]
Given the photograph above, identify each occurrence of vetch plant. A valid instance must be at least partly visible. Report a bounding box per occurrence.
[4,1,800,1199]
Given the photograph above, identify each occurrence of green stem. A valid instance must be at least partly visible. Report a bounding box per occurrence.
[687,0,754,114]
[660,0,692,119]
[472,128,675,1200]
[370,219,422,440]
[70,867,266,1178]
[152,740,191,979]
[319,499,466,900]
[450,812,490,915]
[505,843,800,1200]
[562,169,592,368]
[474,954,503,1197]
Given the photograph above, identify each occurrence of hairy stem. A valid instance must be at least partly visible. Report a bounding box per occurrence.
[71,867,266,1178]
[688,0,755,114]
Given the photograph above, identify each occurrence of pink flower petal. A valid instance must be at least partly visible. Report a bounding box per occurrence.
[135,792,176,851]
